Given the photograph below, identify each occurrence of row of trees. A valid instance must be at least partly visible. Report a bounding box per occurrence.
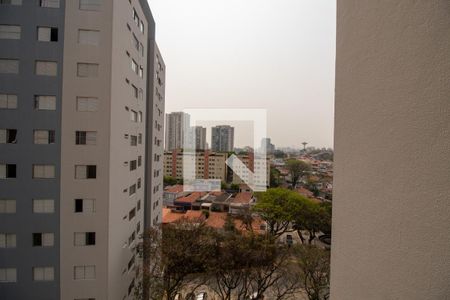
[136,219,330,300]
[134,187,331,300]
[254,188,331,244]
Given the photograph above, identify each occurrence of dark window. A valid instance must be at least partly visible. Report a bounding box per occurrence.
[138,156,142,166]
[50,28,58,41]
[76,131,86,145]
[48,130,55,143]
[6,129,17,143]
[75,199,83,212]
[86,232,95,245]
[33,233,42,246]
[86,165,96,178]
[6,164,16,178]
[128,208,136,220]
[130,160,137,171]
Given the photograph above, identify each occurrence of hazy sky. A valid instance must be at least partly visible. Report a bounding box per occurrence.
[148,0,336,149]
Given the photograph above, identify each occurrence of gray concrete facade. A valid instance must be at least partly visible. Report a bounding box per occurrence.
[0,0,164,299]
[0,1,65,299]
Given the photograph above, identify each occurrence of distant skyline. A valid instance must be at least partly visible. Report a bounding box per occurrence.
[149,0,336,148]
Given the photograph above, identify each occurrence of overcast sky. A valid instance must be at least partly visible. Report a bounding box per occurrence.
[148,0,336,149]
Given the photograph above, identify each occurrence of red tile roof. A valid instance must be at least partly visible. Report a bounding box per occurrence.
[165,185,184,193]
[297,187,314,198]
[232,192,253,204]
[175,192,204,204]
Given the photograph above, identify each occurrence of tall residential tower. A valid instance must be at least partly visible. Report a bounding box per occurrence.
[164,111,190,151]
[0,0,165,299]
[211,125,234,152]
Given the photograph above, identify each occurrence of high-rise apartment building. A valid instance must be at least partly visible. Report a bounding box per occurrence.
[211,125,234,152]
[0,1,165,299]
[260,137,275,154]
[164,111,190,151]
[193,126,207,150]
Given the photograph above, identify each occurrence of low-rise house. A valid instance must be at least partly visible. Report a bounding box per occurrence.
[162,208,205,225]
[173,192,205,211]
[229,192,255,215]
[163,185,189,206]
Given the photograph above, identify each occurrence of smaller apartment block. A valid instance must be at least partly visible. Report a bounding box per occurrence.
[163,150,270,187]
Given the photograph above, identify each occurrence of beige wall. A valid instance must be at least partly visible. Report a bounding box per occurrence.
[108,0,148,299]
[331,1,450,299]
[61,0,151,299]
[60,1,113,299]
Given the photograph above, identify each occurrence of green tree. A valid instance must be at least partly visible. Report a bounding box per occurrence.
[291,198,331,244]
[270,167,281,187]
[253,188,295,237]
[164,176,177,186]
[286,159,311,189]
[295,245,330,300]
[230,183,240,191]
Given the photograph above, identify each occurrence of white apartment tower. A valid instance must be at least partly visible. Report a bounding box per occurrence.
[164,111,190,151]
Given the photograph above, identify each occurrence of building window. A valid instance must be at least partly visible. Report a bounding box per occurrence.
[137,200,141,211]
[74,265,96,280]
[35,95,56,110]
[139,42,144,56]
[35,61,57,76]
[75,165,97,179]
[77,63,99,78]
[130,110,137,122]
[131,59,138,74]
[0,59,19,74]
[0,233,16,248]
[129,184,136,196]
[33,267,54,281]
[33,130,55,144]
[138,133,142,144]
[33,199,54,213]
[0,25,21,40]
[0,199,15,214]
[128,207,136,220]
[74,232,96,246]
[137,156,142,167]
[138,111,142,123]
[32,233,54,247]
[137,178,141,189]
[0,268,17,283]
[132,34,139,51]
[79,0,101,11]
[37,26,58,42]
[130,160,137,171]
[133,9,139,25]
[0,94,17,109]
[139,66,143,78]
[78,29,99,46]
[130,135,137,146]
[131,85,138,98]
[0,164,16,179]
[139,20,144,34]
[0,129,17,144]
[76,97,98,112]
[75,131,97,145]
[33,165,55,178]
[0,0,22,5]
[39,0,59,8]
[74,198,95,213]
